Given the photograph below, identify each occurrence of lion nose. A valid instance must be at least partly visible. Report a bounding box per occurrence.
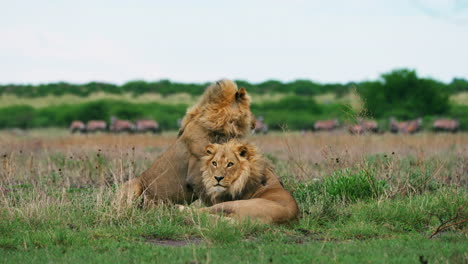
[214,176,224,183]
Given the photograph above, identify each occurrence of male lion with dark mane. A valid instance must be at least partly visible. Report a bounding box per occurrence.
[197,139,299,224]
[116,79,254,206]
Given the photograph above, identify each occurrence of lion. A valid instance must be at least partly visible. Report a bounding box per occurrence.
[197,139,299,224]
[116,79,255,206]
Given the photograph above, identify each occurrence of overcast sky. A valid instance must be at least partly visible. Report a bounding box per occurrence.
[1,0,468,84]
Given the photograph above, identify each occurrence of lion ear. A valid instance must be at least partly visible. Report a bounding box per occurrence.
[238,146,248,158]
[237,144,255,159]
[205,144,216,155]
[235,87,247,101]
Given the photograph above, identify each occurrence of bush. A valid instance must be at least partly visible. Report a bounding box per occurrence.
[449,105,468,130]
[448,78,468,93]
[293,169,386,205]
[358,69,450,119]
[0,105,36,129]
[323,169,386,202]
[0,100,189,130]
[252,96,323,130]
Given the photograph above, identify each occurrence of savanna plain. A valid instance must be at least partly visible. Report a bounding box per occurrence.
[1,130,467,263]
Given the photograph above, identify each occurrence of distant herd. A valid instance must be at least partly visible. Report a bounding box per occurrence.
[69,117,459,134]
[69,117,160,134]
[314,118,460,134]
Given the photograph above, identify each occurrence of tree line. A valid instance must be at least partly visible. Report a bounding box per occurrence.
[0,80,350,97]
[1,69,467,98]
[0,69,466,130]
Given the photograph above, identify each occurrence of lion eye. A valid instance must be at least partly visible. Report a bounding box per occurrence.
[227,162,234,168]
[212,161,217,167]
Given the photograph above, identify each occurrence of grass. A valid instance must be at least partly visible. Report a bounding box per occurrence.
[0,130,467,263]
[450,92,468,105]
[312,91,363,112]
[0,92,291,108]
[1,90,463,111]
[0,91,365,110]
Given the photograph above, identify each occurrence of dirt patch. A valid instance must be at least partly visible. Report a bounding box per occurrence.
[144,237,203,247]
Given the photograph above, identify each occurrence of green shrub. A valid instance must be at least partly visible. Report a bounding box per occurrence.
[292,181,323,206]
[449,104,468,130]
[252,96,355,130]
[0,100,189,130]
[293,168,386,206]
[0,105,36,129]
[323,169,386,202]
[358,69,450,119]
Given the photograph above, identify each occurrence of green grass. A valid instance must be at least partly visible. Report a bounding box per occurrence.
[0,132,467,263]
[2,234,466,263]
[1,186,466,263]
[0,187,466,263]
[323,168,386,202]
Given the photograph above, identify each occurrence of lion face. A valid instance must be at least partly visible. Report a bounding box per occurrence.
[201,140,258,199]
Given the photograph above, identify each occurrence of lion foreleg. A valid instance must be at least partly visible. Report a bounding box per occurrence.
[178,205,235,224]
[203,198,292,224]
[184,155,202,203]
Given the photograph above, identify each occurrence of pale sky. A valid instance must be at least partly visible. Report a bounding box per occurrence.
[1,0,468,85]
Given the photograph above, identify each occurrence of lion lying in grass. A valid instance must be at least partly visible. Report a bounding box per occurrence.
[196,139,299,224]
[116,79,254,205]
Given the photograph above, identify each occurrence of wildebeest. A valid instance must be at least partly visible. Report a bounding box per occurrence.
[85,120,107,133]
[361,120,378,133]
[135,120,160,133]
[314,119,339,131]
[110,117,135,133]
[433,119,459,132]
[253,116,268,134]
[69,121,86,133]
[348,119,378,135]
[348,124,364,135]
[390,117,422,134]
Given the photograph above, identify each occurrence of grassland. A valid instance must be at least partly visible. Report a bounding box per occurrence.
[0,91,363,109]
[1,90,465,109]
[1,130,467,263]
[450,92,468,105]
[0,92,291,108]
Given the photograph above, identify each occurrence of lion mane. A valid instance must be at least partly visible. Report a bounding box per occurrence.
[116,79,254,206]
[199,140,299,224]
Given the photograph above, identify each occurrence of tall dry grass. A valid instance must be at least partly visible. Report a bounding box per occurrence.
[0,130,466,225]
[1,130,467,186]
